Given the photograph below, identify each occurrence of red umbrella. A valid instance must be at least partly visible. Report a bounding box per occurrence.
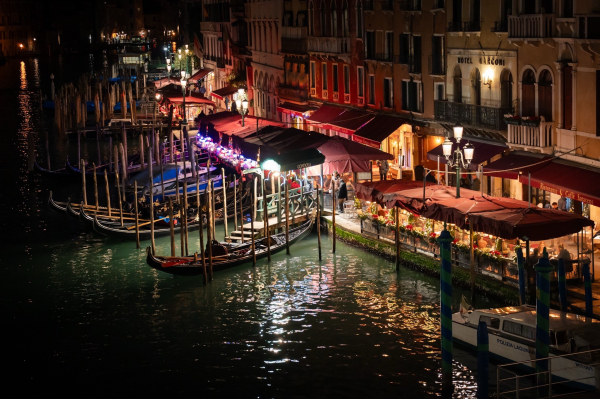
[383,185,481,214]
[315,136,393,174]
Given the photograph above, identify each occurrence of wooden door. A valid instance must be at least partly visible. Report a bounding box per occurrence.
[522,84,535,117]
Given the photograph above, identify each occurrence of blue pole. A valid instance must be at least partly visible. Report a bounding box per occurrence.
[535,249,553,390]
[477,321,489,399]
[516,246,526,306]
[558,258,568,312]
[583,261,593,318]
[437,228,454,393]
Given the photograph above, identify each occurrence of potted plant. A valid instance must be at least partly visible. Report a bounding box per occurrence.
[521,116,540,127]
[504,113,520,125]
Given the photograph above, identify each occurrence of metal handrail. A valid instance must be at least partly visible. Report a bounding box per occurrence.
[497,348,600,398]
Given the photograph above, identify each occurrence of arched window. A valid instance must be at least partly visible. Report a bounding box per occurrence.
[331,1,337,37]
[500,69,513,109]
[538,69,553,121]
[453,65,462,103]
[356,1,363,39]
[309,1,314,36]
[342,0,349,37]
[470,68,481,106]
[320,0,327,36]
[522,69,536,117]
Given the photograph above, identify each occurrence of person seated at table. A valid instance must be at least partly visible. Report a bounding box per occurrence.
[557,244,574,276]
[528,248,540,268]
[551,202,558,210]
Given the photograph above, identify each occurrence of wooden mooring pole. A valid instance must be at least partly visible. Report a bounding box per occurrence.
[239,176,244,243]
[183,180,189,256]
[197,174,207,284]
[206,188,214,281]
[168,198,175,256]
[250,175,256,267]
[115,167,123,227]
[92,163,99,213]
[262,177,271,261]
[221,169,228,238]
[81,159,87,205]
[104,170,111,217]
[332,177,336,254]
[134,181,140,248]
[317,188,321,261]
[285,178,290,255]
[149,148,155,255]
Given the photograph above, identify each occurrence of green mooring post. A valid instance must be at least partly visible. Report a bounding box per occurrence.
[516,246,526,305]
[437,227,454,393]
[583,261,593,318]
[535,248,553,394]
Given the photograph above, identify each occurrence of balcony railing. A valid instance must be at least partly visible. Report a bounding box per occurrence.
[464,21,481,32]
[408,55,421,74]
[394,53,409,64]
[492,20,508,33]
[380,0,394,11]
[428,55,445,75]
[507,121,554,150]
[307,37,349,54]
[398,0,421,11]
[509,14,554,38]
[434,100,512,131]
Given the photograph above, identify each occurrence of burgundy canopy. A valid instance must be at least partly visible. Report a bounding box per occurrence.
[354,180,433,203]
[382,185,481,214]
[483,151,551,180]
[467,208,594,241]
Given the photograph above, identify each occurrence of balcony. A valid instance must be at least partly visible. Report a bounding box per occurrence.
[398,0,421,12]
[507,121,554,153]
[428,55,445,76]
[492,20,508,33]
[307,37,349,55]
[408,55,421,74]
[276,85,309,103]
[434,100,512,131]
[508,14,554,40]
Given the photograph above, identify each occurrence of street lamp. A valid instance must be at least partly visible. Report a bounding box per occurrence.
[235,88,249,127]
[180,70,188,124]
[443,123,474,198]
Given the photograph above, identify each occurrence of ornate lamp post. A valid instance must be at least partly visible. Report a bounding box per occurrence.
[442,123,474,198]
[180,70,188,124]
[235,88,249,127]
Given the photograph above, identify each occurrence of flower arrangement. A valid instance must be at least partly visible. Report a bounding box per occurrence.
[454,242,471,254]
[521,116,540,127]
[428,232,437,244]
[354,197,362,210]
[504,113,521,125]
[481,249,503,261]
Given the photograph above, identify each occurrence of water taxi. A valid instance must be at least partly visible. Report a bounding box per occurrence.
[453,305,600,389]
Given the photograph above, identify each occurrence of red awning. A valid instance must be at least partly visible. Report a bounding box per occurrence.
[521,159,600,207]
[353,115,422,146]
[327,110,374,135]
[382,185,482,214]
[355,180,434,203]
[276,102,316,118]
[483,151,553,180]
[210,85,239,100]
[188,68,211,83]
[428,140,507,171]
[307,105,344,124]
[309,135,393,174]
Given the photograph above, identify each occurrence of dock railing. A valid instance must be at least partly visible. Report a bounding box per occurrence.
[256,184,317,224]
[497,348,600,398]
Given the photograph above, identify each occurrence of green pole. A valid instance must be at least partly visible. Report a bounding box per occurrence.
[534,248,553,393]
[438,227,454,393]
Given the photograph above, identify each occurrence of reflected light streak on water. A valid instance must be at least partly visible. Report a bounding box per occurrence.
[0,57,498,397]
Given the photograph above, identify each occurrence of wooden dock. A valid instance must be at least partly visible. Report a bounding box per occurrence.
[225,212,313,242]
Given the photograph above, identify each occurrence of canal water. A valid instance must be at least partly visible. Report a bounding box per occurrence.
[1,56,501,397]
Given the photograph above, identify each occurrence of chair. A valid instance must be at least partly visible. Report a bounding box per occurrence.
[343,201,356,219]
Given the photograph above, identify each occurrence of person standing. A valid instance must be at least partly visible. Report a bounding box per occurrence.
[378,159,389,181]
[337,175,347,213]
[557,196,568,211]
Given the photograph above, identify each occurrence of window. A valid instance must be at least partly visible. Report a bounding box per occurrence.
[563,0,573,18]
[342,1,349,37]
[503,320,536,341]
[385,31,393,61]
[365,30,375,59]
[333,64,339,92]
[398,33,409,64]
[384,78,393,108]
[344,65,350,94]
[368,75,375,104]
[310,62,316,88]
[356,1,363,39]
[358,66,364,97]
[308,2,314,35]
[431,35,444,75]
[320,0,327,36]
[452,0,462,26]
[331,0,337,37]
[479,315,500,330]
[401,79,421,112]
[322,63,327,90]
[435,82,445,100]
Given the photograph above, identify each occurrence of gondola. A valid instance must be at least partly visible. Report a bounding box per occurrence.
[48,191,68,214]
[66,200,81,219]
[146,216,314,276]
[34,161,74,178]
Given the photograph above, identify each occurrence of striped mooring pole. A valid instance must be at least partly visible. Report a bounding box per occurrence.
[558,258,568,312]
[534,248,553,391]
[516,246,526,306]
[438,227,454,393]
[476,321,489,399]
[583,261,593,318]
